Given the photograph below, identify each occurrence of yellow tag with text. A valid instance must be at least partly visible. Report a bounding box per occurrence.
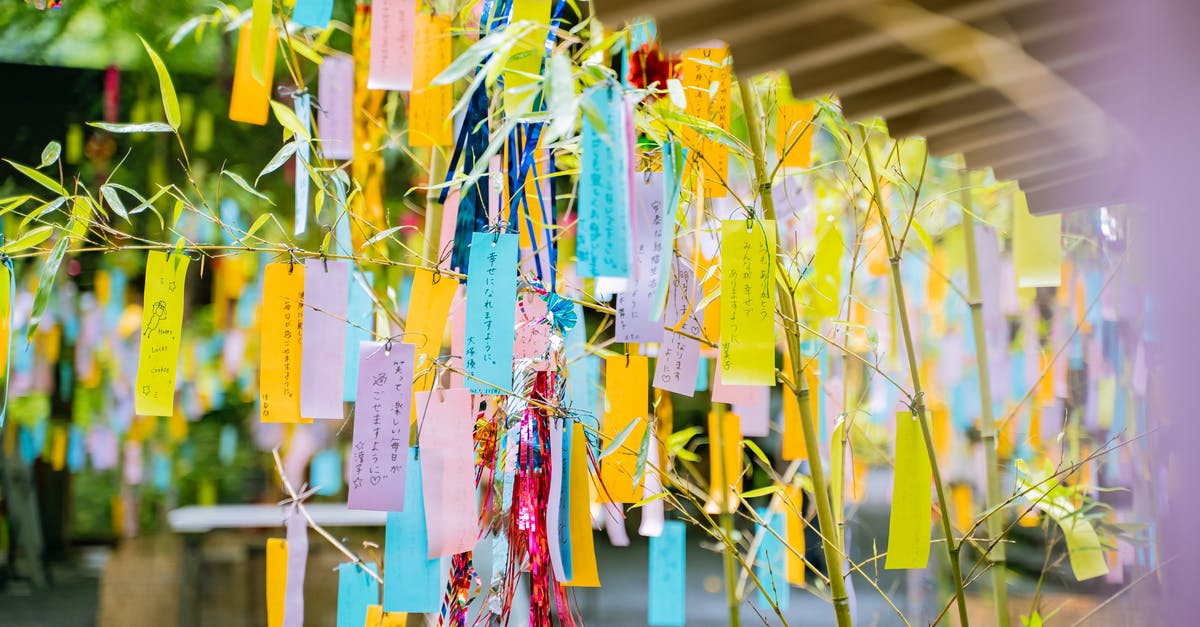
[718,220,776,386]
[260,263,306,423]
[135,251,190,417]
[885,411,932,569]
[680,46,731,198]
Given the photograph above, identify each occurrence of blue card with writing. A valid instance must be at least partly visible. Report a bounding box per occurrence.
[464,232,519,394]
[577,82,631,278]
[292,0,333,28]
[383,450,442,613]
[648,521,687,626]
[336,562,378,627]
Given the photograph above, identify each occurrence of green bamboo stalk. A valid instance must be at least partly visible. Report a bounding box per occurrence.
[738,77,854,627]
[858,127,969,627]
[959,170,1011,626]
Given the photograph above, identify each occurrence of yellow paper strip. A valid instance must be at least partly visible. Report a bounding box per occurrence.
[405,268,458,392]
[365,605,407,626]
[599,355,648,503]
[135,251,190,417]
[230,24,278,125]
[564,422,600,587]
[885,411,932,569]
[260,263,306,423]
[784,484,807,587]
[679,46,731,198]
[50,425,67,471]
[776,101,814,169]
[707,410,742,514]
[718,220,776,386]
[1012,190,1062,288]
[408,13,453,147]
[781,355,816,461]
[952,484,973,533]
[266,538,288,627]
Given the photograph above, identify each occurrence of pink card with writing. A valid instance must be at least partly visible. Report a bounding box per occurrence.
[366,0,415,91]
[616,171,666,343]
[348,341,413,512]
[654,258,703,396]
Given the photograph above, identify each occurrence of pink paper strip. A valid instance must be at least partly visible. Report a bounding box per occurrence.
[317,54,355,160]
[367,0,415,91]
[616,171,666,343]
[733,385,770,437]
[300,259,349,419]
[348,341,414,512]
[638,434,664,537]
[654,258,703,396]
[514,293,551,360]
[447,287,466,389]
[416,389,478,557]
[603,502,630,547]
[712,366,765,405]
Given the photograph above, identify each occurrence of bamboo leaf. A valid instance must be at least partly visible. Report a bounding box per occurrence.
[221,170,273,203]
[270,100,310,142]
[630,491,669,509]
[740,485,783,500]
[244,212,273,240]
[599,417,642,461]
[360,225,408,250]
[138,36,181,130]
[28,237,68,342]
[4,159,68,196]
[434,28,509,85]
[172,198,186,227]
[99,184,130,221]
[2,226,55,253]
[743,439,772,468]
[19,197,67,230]
[0,195,35,217]
[632,426,651,488]
[257,141,298,183]
[87,121,175,134]
[40,141,61,168]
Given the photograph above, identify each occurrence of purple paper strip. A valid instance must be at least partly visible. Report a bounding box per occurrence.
[616,172,666,343]
[317,54,354,160]
[348,341,413,512]
[654,258,702,396]
[301,259,350,419]
[283,505,308,627]
[733,385,771,437]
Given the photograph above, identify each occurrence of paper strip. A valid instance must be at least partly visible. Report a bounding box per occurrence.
[300,259,349,419]
[336,562,379,627]
[406,268,457,392]
[416,388,478,557]
[347,341,413,511]
[464,232,519,394]
[777,101,814,169]
[383,449,442,612]
[229,24,277,125]
[135,251,189,417]
[266,538,288,627]
[1013,191,1062,288]
[293,93,312,236]
[784,485,807,586]
[719,220,777,385]
[885,411,932,569]
[616,171,667,343]
[563,423,599,587]
[600,355,648,503]
[343,271,375,402]
[638,432,665,537]
[754,507,789,611]
[577,83,632,279]
[707,410,741,514]
[310,448,343,496]
[408,13,453,146]
[260,263,306,423]
[284,507,308,627]
[291,0,333,28]
[647,520,686,626]
[733,385,770,437]
[502,0,550,116]
[364,605,406,627]
[680,46,730,198]
[317,54,355,160]
[655,260,703,397]
[367,0,415,91]
[548,416,573,582]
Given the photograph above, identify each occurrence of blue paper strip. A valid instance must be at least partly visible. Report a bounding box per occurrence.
[755,507,789,612]
[464,232,519,394]
[343,271,375,402]
[648,520,686,626]
[311,448,343,496]
[556,423,573,581]
[576,82,631,278]
[336,562,378,627]
[383,450,442,613]
[292,0,333,28]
